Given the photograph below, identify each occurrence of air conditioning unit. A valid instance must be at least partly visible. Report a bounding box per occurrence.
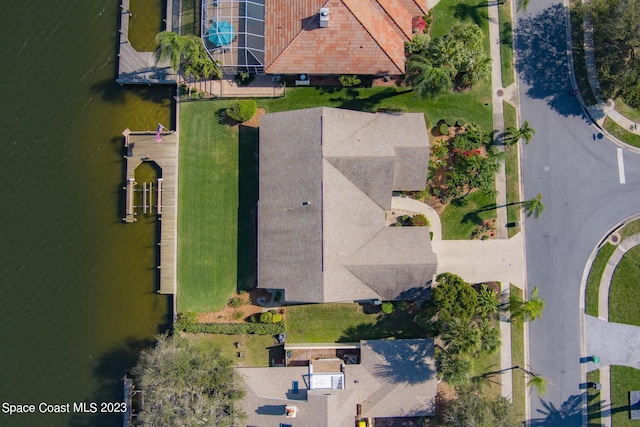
[319,8,329,27]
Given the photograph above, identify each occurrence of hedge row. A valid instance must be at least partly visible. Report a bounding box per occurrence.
[179,321,285,335]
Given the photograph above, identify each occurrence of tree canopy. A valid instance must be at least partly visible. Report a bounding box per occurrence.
[578,0,640,106]
[442,388,519,427]
[433,273,479,321]
[155,31,222,80]
[407,23,490,99]
[133,335,245,427]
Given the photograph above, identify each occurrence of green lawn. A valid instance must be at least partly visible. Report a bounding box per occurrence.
[180,0,200,36]
[587,369,601,426]
[611,365,640,426]
[609,245,640,326]
[510,285,526,423]
[185,333,275,367]
[178,101,259,312]
[259,83,493,132]
[585,243,615,317]
[471,321,502,397]
[127,0,164,52]
[285,303,426,343]
[499,0,515,87]
[615,98,640,123]
[504,102,520,238]
[432,0,490,55]
[441,190,498,240]
[621,218,640,240]
[569,3,599,106]
[604,116,640,148]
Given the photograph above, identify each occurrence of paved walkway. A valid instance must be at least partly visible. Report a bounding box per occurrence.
[390,196,442,241]
[585,232,640,426]
[180,75,285,98]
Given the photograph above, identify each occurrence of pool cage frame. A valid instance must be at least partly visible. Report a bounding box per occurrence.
[201,0,265,75]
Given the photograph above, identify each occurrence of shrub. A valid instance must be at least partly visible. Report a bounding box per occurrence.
[413,213,430,227]
[259,310,283,324]
[174,311,198,330]
[235,71,254,86]
[339,75,361,87]
[405,33,431,54]
[395,301,409,311]
[381,302,395,314]
[229,297,244,308]
[274,291,282,302]
[225,100,257,123]
[233,311,244,320]
[180,321,285,335]
[456,118,466,127]
[439,123,449,135]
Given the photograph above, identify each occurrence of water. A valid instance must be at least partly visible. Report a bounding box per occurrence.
[0,2,172,426]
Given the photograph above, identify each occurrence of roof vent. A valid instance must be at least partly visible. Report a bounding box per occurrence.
[319,8,329,28]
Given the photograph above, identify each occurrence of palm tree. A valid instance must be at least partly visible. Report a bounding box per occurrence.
[442,319,482,356]
[504,120,536,145]
[482,365,549,396]
[478,319,501,355]
[436,351,473,386]
[511,286,545,321]
[155,31,186,70]
[522,193,545,218]
[476,284,500,316]
[407,54,453,99]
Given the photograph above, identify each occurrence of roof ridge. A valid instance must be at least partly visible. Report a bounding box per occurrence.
[267,0,331,73]
[341,0,407,73]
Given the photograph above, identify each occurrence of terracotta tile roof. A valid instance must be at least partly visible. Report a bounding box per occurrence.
[265,0,427,75]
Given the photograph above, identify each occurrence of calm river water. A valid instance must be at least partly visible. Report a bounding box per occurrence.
[0,2,172,426]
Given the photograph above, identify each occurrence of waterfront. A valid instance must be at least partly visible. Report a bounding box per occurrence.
[0,2,172,426]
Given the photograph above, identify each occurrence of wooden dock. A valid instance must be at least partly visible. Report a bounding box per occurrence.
[116,0,178,85]
[122,128,178,295]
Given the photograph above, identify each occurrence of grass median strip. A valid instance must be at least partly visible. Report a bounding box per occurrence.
[604,116,640,148]
[585,243,615,317]
[504,101,520,238]
[499,0,514,87]
[510,285,525,422]
[587,369,601,426]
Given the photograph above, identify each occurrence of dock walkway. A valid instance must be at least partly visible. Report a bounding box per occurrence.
[117,0,177,84]
[122,129,177,295]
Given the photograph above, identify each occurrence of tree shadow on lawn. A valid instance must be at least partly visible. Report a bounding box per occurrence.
[452,1,489,28]
[330,87,413,112]
[237,125,259,292]
[514,4,593,120]
[337,308,429,343]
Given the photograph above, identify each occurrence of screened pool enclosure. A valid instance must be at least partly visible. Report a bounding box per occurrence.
[201,0,265,74]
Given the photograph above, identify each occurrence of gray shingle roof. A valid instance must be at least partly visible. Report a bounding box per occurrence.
[258,107,436,303]
[236,339,437,426]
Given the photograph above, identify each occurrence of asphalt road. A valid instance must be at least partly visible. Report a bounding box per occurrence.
[515,1,640,424]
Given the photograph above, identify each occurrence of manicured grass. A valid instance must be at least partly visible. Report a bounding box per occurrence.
[471,321,502,397]
[604,116,640,148]
[510,285,526,423]
[260,83,493,132]
[285,303,426,343]
[128,0,163,52]
[432,0,490,55]
[180,0,200,36]
[621,218,640,239]
[615,98,640,123]
[178,101,245,312]
[609,245,640,326]
[185,333,275,367]
[504,101,520,238]
[569,3,599,106]
[585,243,615,317]
[610,365,640,427]
[441,190,498,240]
[587,369,601,426]
[499,0,515,87]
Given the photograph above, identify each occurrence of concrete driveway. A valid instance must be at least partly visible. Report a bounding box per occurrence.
[431,234,525,286]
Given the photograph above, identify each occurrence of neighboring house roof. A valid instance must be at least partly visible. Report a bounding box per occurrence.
[258,107,437,303]
[264,0,429,75]
[236,339,437,427]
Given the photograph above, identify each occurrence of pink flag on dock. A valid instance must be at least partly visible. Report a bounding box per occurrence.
[155,124,163,143]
